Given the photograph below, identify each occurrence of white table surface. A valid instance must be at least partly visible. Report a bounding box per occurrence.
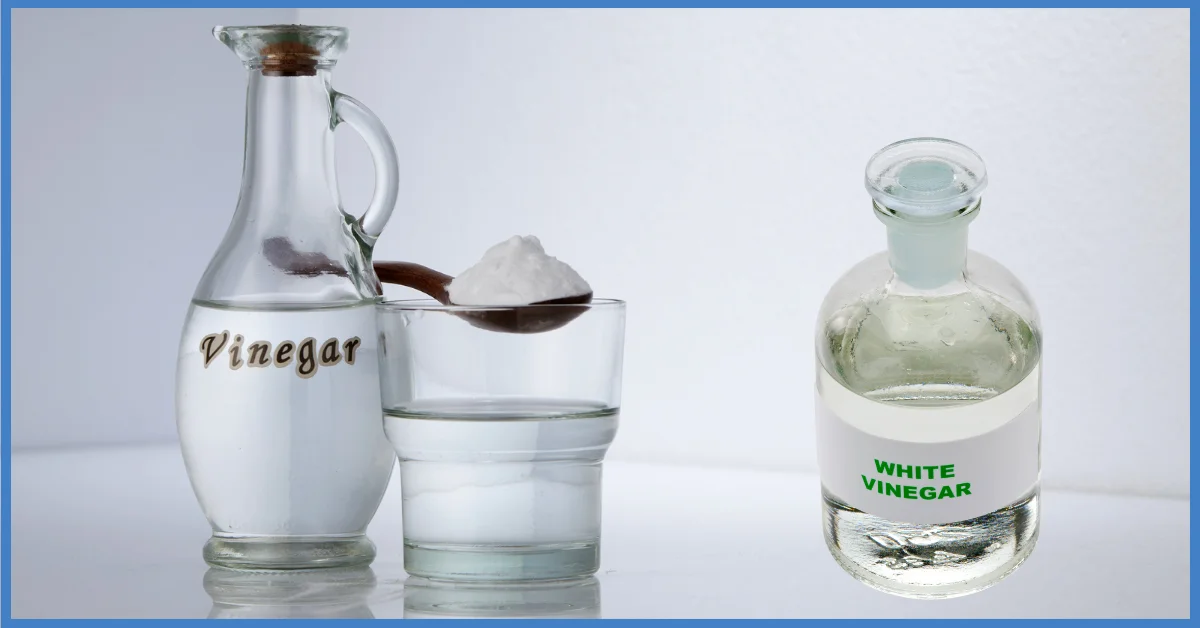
[11,444,1189,619]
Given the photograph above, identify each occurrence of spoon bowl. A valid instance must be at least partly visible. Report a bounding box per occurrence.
[373,261,592,334]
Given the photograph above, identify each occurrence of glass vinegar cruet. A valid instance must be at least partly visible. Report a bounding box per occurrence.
[175,25,400,570]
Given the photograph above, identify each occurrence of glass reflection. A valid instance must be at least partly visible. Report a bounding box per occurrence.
[403,576,601,619]
[203,566,379,619]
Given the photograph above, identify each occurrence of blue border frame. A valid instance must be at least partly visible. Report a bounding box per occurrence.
[0,1,1193,622]
[2,2,10,623]
[0,1,1197,8]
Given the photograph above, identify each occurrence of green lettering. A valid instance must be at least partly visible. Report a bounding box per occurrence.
[886,482,901,498]
[874,459,896,476]
[919,486,937,500]
[956,483,972,497]
[897,465,913,479]
[923,465,939,478]
[941,464,955,478]
[903,485,917,499]
[938,485,955,499]
[862,476,876,491]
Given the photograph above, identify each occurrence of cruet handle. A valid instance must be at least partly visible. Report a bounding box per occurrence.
[333,93,399,243]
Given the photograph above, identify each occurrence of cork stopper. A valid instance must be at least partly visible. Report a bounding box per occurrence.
[259,41,320,77]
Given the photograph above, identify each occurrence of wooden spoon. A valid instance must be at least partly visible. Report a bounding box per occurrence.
[258,238,590,333]
[373,261,593,334]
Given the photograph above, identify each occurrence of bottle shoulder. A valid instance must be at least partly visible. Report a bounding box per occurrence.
[192,212,381,308]
[817,250,1041,405]
[819,251,1040,328]
[963,250,1041,327]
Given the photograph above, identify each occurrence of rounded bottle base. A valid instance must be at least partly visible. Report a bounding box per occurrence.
[822,489,1040,599]
[404,541,599,582]
[203,534,376,571]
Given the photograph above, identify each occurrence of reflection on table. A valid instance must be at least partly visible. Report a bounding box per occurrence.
[403,576,602,619]
[203,566,382,619]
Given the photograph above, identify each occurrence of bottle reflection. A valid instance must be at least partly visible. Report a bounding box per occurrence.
[403,576,601,619]
[204,566,378,619]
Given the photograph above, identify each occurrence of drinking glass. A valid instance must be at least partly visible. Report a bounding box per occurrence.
[376,299,626,581]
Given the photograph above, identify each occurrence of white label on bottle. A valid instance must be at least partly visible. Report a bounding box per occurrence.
[815,392,1040,525]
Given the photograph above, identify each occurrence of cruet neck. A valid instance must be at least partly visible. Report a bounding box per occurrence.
[237,71,339,215]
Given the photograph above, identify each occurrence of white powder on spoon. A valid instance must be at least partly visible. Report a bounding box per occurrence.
[447,236,592,306]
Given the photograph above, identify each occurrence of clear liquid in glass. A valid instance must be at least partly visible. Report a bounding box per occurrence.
[384,398,618,581]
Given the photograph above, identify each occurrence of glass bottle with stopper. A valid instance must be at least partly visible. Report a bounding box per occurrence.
[815,138,1042,598]
[175,24,400,570]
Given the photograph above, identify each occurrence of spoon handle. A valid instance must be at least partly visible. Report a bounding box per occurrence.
[374,261,453,304]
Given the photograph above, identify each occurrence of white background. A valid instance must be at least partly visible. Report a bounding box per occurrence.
[11,9,1190,499]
